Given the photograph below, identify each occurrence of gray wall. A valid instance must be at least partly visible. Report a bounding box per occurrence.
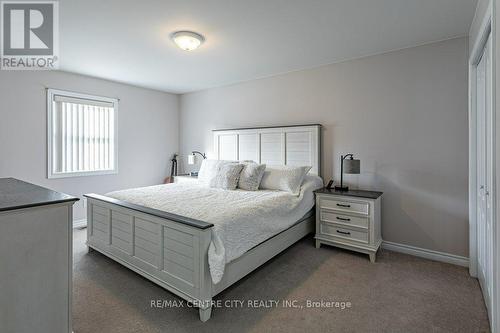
[179,37,469,257]
[0,71,179,221]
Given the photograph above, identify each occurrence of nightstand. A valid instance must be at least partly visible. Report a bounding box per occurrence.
[173,175,199,183]
[314,188,383,262]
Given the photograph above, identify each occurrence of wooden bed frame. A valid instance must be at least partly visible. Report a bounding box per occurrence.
[85,124,321,321]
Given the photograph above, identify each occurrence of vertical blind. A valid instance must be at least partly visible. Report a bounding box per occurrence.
[50,95,116,175]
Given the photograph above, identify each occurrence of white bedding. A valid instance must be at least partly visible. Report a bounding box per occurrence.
[106,175,323,284]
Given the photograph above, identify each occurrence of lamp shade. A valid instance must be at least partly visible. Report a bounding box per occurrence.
[344,159,360,174]
[188,154,195,165]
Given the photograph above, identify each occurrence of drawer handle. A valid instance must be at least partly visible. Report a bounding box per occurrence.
[336,216,351,222]
[336,203,351,208]
[336,230,351,236]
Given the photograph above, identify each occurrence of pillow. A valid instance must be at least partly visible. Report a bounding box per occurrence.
[238,162,266,191]
[260,165,312,195]
[209,163,244,190]
[198,160,236,185]
[302,174,325,192]
[198,159,217,183]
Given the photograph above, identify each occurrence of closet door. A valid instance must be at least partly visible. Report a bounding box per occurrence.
[476,34,493,315]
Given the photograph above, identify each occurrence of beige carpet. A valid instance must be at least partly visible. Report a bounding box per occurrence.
[72,228,490,333]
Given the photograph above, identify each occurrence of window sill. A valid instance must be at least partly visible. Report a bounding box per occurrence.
[48,169,118,179]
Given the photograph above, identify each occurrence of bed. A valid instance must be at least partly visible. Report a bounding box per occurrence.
[84,124,322,321]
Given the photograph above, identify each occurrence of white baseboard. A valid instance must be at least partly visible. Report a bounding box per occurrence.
[73,219,87,229]
[381,241,469,267]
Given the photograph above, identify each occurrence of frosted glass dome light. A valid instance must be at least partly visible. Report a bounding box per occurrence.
[171,31,205,51]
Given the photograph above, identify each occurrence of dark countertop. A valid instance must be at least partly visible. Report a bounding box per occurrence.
[314,187,383,199]
[0,178,79,212]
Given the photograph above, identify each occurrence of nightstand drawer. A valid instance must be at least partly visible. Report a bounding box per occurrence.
[319,223,369,243]
[320,210,369,229]
[319,198,369,215]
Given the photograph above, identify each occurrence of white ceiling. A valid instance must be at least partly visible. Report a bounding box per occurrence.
[60,0,478,94]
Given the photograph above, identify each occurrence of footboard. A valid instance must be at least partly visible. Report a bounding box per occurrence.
[84,194,214,321]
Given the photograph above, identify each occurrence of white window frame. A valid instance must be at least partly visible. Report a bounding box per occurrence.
[47,88,119,179]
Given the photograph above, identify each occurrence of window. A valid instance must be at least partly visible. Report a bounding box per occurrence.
[47,89,118,178]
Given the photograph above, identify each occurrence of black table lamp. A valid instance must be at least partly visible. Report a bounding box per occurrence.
[187,151,207,177]
[188,151,207,165]
[335,154,360,191]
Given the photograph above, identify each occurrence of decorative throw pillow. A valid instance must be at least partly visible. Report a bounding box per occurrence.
[198,160,236,185]
[238,162,266,191]
[259,165,312,195]
[198,159,219,184]
[209,163,244,190]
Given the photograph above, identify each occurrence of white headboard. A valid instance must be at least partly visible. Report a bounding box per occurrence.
[213,124,321,176]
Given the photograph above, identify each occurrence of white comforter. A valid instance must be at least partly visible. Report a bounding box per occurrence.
[106,175,323,284]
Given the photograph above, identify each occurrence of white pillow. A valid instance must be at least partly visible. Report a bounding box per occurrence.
[198,159,239,185]
[260,165,312,195]
[198,159,219,183]
[238,162,266,191]
[209,163,244,190]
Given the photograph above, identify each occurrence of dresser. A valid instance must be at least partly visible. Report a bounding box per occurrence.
[314,188,382,262]
[0,178,78,333]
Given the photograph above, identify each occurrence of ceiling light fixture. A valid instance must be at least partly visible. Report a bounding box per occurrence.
[171,31,205,51]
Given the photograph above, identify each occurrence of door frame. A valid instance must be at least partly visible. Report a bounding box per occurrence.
[469,1,498,331]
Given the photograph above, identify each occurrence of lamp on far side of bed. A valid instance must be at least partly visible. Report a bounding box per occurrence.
[188,151,207,165]
[334,154,360,192]
[188,151,207,177]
